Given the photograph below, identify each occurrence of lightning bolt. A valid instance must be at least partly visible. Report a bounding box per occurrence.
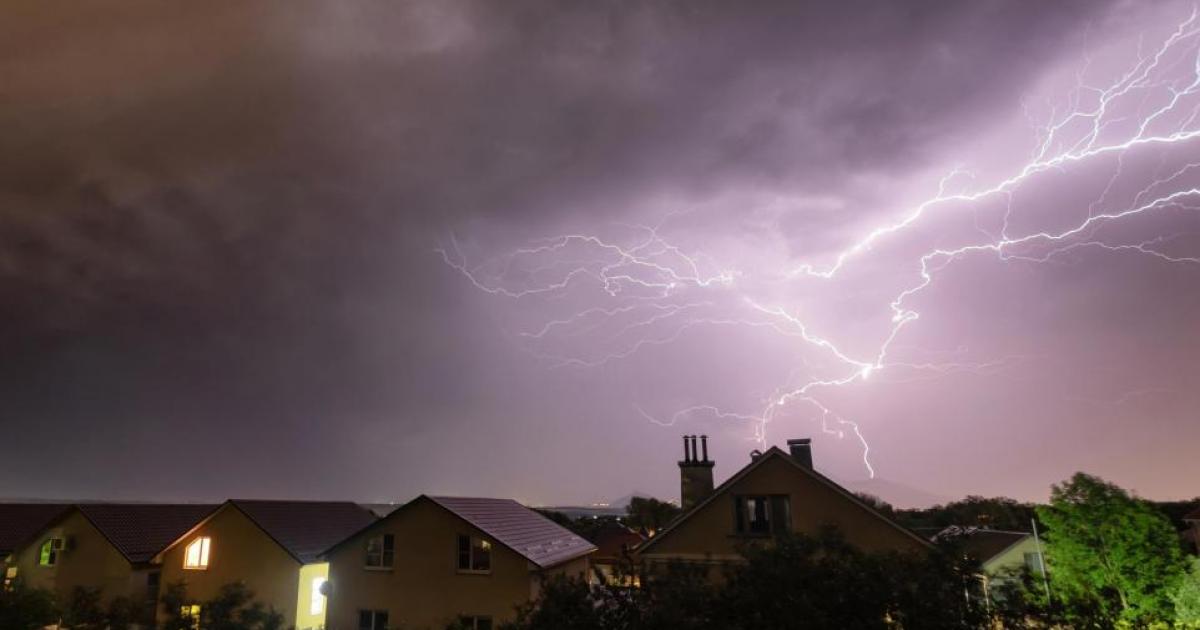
[438,8,1200,479]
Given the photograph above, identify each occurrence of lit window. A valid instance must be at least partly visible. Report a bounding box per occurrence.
[457,535,491,572]
[310,577,326,615]
[184,537,211,569]
[365,533,394,568]
[4,566,17,589]
[458,615,493,630]
[358,609,388,630]
[733,495,790,536]
[39,538,64,566]
[180,604,201,630]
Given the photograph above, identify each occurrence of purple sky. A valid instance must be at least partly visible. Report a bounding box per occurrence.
[2,1,1199,508]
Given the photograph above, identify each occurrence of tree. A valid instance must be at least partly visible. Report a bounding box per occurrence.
[0,578,58,630]
[895,495,1038,532]
[1173,557,1200,628]
[1036,472,1187,626]
[159,581,284,630]
[624,497,680,533]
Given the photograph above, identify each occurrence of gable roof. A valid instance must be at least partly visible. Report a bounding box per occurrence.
[426,496,596,569]
[228,500,378,564]
[638,447,932,553]
[0,503,71,557]
[76,503,219,563]
[934,526,1031,564]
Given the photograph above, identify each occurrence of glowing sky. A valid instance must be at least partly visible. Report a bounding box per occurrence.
[2,1,1198,507]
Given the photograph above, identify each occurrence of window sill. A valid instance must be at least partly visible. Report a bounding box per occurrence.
[182,567,209,571]
[363,566,394,572]
[456,569,492,575]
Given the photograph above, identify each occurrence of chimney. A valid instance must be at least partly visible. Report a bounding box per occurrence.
[787,438,813,469]
[678,435,715,511]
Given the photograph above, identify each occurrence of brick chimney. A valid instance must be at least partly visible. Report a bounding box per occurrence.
[679,435,715,510]
[787,438,813,469]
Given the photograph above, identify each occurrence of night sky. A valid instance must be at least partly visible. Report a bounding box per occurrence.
[3,1,1199,508]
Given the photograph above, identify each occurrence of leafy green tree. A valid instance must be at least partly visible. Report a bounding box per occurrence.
[159,581,284,630]
[1173,557,1200,628]
[0,578,58,630]
[1036,472,1187,626]
[624,497,680,533]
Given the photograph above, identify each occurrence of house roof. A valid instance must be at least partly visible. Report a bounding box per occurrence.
[0,503,71,557]
[427,496,597,569]
[76,503,219,563]
[933,526,1031,564]
[226,500,378,564]
[592,521,645,559]
[638,446,932,553]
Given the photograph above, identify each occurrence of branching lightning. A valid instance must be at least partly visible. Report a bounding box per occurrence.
[437,9,1200,479]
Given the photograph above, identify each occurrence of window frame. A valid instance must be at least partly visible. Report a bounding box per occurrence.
[456,534,493,574]
[357,609,389,630]
[458,615,494,630]
[364,533,395,570]
[39,538,64,567]
[732,494,791,537]
[183,536,211,570]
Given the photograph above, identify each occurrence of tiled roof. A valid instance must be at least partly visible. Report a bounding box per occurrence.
[428,496,596,569]
[935,526,1030,563]
[78,504,218,563]
[231,500,378,564]
[0,503,71,556]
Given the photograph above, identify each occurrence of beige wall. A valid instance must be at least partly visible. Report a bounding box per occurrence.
[640,454,927,567]
[11,509,146,605]
[327,498,589,630]
[157,505,303,628]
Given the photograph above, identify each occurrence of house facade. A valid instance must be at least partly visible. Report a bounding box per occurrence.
[636,437,930,573]
[6,503,216,624]
[154,500,376,630]
[323,495,595,630]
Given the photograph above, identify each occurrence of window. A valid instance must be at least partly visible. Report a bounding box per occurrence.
[310,577,326,615]
[365,534,394,569]
[733,495,790,536]
[183,537,211,570]
[4,566,17,589]
[39,538,63,566]
[146,571,161,601]
[358,609,388,630]
[458,615,493,630]
[1024,551,1045,575]
[457,535,491,572]
[180,604,201,630]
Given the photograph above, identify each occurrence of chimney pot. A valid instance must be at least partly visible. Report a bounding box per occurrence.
[700,435,709,463]
[678,435,715,511]
[787,438,813,469]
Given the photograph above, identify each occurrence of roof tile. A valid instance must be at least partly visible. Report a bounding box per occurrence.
[428,496,596,569]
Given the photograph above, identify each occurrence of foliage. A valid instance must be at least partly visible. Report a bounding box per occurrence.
[159,581,285,630]
[0,578,58,630]
[60,586,141,630]
[895,495,1039,532]
[624,497,680,533]
[500,528,985,630]
[1036,472,1187,627]
[1173,557,1200,628]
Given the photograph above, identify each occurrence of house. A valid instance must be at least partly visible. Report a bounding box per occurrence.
[1,503,72,588]
[636,436,930,573]
[589,520,644,586]
[933,526,1047,604]
[322,495,596,630]
[6,503,217,623]
[154,500,377,630]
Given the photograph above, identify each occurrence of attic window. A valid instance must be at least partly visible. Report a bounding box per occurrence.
[733,495,790,536]
[184,537,211,570]
[39,538,63,566]
[365,534,394,569]
[457,535,491,573]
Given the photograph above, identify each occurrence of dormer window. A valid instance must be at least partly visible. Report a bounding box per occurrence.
[365,534,394,569]
[39,538,63,566]
[183,537,211,570]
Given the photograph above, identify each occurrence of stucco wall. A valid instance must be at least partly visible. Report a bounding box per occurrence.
[327,498,569,630]
[12,510,139,603]
[157,505,303,628]
[640,454,928,565]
